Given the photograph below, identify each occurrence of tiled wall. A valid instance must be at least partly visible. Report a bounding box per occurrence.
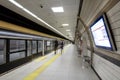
[76,1,120,79]
[92,1,120,80]
[107,1,120,54]
[93,54,120,80]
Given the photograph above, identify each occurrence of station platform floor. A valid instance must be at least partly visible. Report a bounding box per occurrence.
[0,44,99,80]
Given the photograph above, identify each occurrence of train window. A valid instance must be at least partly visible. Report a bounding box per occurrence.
[10,52,25,61]
[38,41,43,52]
[51,41,54,50]
[9,40,26,61]
[32,41,37,54]
[47,41,51,51]
[0,39,5,65]
[44,41,47,51]
[47,41,51,46]
[27,40,32,56]
[10,40,25,52]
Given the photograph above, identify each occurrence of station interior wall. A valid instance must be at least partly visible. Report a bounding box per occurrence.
[75,1,120,80]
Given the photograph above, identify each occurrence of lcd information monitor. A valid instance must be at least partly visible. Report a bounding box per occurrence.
[90,14,116,51]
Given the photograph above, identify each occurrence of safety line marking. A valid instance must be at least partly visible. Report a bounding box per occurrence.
[33,56,47,62]
[23,53,61,80]
[23,44,70,80]
[33,51,54,62]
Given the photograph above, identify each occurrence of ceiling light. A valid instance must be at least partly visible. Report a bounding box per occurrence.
[62,24,69,26]
[51,7,64,12]
[8,0,68,38]
[66,30,71,31]
[8,0,24,9]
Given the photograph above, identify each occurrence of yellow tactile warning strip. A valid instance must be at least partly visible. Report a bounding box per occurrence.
[33,51,54,62]
[23,53,61,80]
[33,56,47,62]
[23,45,70,80]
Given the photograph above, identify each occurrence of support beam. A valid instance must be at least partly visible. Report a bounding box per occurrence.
[77,17,94,66]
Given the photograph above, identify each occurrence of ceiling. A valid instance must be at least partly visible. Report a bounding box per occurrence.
[77,0,110,36]
[80,0,109,26]
[0,0,80,40]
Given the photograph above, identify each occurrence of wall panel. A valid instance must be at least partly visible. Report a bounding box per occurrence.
[92,1,120,80]
[107,1,120,54]
[93,54,120,80]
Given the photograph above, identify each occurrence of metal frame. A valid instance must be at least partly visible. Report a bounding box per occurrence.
[6,39,10,63]
[25,40,27,57]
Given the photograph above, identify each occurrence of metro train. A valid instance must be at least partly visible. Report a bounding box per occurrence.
[0,29,69,74]
[0,5,71,74]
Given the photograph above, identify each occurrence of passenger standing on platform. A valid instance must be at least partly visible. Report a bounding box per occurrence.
[79,39,83,56]
[54,40,58,54]
[60,41,64,54]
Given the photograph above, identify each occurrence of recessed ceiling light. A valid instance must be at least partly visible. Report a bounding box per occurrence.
[62,24,69,26]
[51,7,64,12]
[66,29,71,31]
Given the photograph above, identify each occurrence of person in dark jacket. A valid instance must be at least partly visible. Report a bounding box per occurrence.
[60,41,64,54]
[54,40,58,54]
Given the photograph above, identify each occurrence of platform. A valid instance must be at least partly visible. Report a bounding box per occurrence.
[0,44,99,80]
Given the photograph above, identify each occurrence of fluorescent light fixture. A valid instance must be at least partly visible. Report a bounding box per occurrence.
[8,0,68,38]
[66,29,71,31]
[8,0,24,9]
[62,24,69,26]
[51,7,64,12]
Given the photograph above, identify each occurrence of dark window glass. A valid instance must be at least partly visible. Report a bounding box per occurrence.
[44,41,47,51]
[27,40,32,56]
[32,41,37,54]
[0,39,5,65]
[38,41,43,52]
[51,41,54,50]
[10,40,25,52]
[10,52,25,61]
[47,41,51,50]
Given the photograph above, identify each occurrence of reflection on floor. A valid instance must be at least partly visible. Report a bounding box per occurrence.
[0,44,99,80]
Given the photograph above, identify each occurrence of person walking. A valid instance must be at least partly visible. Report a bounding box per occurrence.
[54,40,58,54]
[79,39,83,56]
[60,41,64,54]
